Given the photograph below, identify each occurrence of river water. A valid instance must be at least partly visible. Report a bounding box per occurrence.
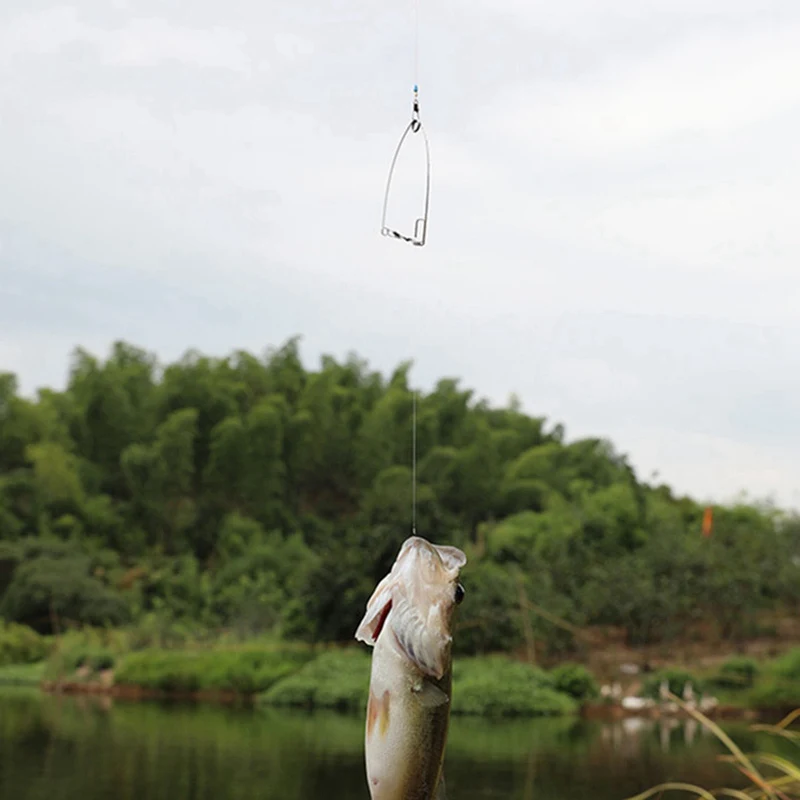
[0,688,791,800]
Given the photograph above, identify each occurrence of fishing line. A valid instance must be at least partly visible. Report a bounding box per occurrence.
[411,389,417,535]
[413,0,419,90]
[390,0,423,532]
[410,0,420,528]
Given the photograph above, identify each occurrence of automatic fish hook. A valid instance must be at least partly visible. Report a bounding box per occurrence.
[380,85,431,247]
[381,0,430,247]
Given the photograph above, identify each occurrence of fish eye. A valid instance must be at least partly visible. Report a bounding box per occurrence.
[454,583,465,605]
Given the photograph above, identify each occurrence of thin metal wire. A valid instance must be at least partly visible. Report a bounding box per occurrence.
[411,390,417,534]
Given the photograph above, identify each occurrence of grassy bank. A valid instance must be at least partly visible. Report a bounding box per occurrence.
[0,623,595,716]
[2,622,798,717]
[256,650,591,716]
[114,645,314,696]
[0,662,46,687]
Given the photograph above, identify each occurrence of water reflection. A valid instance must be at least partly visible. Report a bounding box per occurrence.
[0,689,793,800]
[599,715,712,756]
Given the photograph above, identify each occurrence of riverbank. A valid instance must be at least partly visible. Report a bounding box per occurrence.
[0,662,45,687]
[32,649,592,717]
[1,622,798,719]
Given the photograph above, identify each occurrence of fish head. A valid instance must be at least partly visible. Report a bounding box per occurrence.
[355,536,467,680]
[394,536,467,629]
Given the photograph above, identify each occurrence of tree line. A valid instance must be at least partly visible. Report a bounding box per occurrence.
[1,338,798,656]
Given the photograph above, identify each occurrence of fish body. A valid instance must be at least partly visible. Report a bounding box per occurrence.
[355,536,467,800]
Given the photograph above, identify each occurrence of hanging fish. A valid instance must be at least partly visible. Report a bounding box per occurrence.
[355,535,467,800]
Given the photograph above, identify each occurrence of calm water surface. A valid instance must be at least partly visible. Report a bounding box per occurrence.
[0,689,792,800]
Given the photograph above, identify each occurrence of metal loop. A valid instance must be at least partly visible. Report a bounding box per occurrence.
[411,98,421,131]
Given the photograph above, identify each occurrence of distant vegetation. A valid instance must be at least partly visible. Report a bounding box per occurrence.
[1,338,799,661]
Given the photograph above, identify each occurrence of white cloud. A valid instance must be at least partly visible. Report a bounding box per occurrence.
[480,23,800,159]
[0,7,85,61]
[99,18,249,71]
[588,178,800,277]
[463,0,795,37]
[273,32,315,62]
[0,7,250,71]
[616,424,800,511]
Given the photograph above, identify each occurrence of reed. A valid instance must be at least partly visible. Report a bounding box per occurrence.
[624,696,800,800]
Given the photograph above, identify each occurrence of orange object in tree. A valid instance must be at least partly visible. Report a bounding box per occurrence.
[702,506,713,537]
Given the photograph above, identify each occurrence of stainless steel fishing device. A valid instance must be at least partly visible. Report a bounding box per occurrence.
[380,0,431,247]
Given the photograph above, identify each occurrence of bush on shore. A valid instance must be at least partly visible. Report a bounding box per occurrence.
[259,649,372,712]
[115,645,314,694]
[0,622,51,666]
[260,650,582,718]
[452,657,578,717]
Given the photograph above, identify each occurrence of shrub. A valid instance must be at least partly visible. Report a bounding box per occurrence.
[548,662,599,701]
[773,647,800,682]
[260,648,371,712]
[748,679,800,710]
[452,656,577,717]
[0,622,50,666]
[41,628,130,680]
[711,656,760,690]
[0,555,131,632]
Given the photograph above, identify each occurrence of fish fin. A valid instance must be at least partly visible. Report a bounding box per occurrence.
[355,539,421,645]
[434,774,447,800]
[412,680,449,708]
[354,573,394,646]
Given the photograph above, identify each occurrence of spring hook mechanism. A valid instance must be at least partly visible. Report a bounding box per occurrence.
[380,85,431,247]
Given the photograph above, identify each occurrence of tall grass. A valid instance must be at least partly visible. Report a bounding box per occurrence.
[624,696,800,800]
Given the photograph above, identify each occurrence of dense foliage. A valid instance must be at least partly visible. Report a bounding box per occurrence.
[0,621,51,666]
[1,339,799,656]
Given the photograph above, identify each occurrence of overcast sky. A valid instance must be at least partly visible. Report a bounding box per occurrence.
[2,1,800,510]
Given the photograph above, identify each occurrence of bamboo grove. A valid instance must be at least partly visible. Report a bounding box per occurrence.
[1,338,798,656]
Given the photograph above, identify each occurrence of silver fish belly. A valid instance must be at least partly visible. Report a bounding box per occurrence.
[355,536,467,800]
